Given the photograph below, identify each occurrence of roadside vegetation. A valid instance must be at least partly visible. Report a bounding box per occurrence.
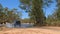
[0,0,60,27]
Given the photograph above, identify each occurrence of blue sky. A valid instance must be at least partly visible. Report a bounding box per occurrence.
[43,0,57,17]
[0,0,57,19]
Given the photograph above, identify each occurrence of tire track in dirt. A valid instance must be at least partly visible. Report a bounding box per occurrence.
[0,28,60,34]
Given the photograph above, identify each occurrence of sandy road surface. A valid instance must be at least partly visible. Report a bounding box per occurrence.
[0,27,60,34]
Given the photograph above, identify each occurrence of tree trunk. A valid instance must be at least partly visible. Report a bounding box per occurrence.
[34,17,43,26]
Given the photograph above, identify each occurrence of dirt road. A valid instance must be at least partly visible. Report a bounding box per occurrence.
[0,27,60,34]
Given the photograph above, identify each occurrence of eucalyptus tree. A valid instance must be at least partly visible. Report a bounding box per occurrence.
[19,0,54,26]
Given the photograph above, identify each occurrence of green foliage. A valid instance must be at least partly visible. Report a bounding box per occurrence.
[56,0,60,20]
[56,9,60,20]
[21,18,30,23]
[43,0,54,7]
[20,0,57,26]
[19,0,31,10]
[0,4,3,11]
[46,10,60,26]
[0,4,22,23]
[20,0,31,5]
[31,0,44,26]
[20,0,46,26]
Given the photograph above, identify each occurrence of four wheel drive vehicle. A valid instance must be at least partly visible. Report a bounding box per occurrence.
[14,21,21,27]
